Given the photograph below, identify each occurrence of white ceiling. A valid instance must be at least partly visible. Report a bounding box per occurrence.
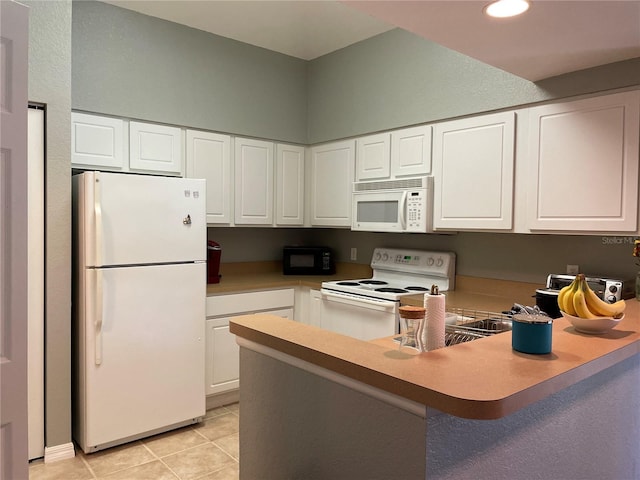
[103,0,640,81]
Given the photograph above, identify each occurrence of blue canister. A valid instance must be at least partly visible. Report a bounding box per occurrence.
[511,313,553,354]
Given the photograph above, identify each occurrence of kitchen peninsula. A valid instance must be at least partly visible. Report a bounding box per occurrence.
[230,294,640,479]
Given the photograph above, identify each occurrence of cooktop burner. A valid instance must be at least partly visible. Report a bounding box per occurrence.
[375,287,409,293]
[320,248,456,301]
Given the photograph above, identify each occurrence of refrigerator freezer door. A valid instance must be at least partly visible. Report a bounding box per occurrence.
[76,172,206,267]
[75,262,205,451]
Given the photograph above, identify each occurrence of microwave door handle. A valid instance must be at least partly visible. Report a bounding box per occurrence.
[399,191,408,229]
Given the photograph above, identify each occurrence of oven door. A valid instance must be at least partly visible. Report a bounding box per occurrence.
[319,289,398,341]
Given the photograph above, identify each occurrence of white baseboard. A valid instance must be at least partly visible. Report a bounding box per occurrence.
[44,442,75,463]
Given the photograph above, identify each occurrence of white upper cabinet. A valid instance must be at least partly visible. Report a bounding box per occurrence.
[391,125,432,178]
[526,91,640,232]
[72,113,125,170]
[276,143,305,226]
[129,121,183,175]
[433,111,516,230]
[309,140,355,227]
[234,137,274,225]
[186,130,232,224]
[356,133,391,181]
[355,127,431,182]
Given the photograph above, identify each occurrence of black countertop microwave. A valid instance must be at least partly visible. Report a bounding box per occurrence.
[283,246,335,275]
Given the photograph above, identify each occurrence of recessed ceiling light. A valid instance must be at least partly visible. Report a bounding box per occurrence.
[484,0,530,18]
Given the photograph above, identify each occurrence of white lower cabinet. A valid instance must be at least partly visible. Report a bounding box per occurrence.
[205,289,294,396]
[308,289,322,328]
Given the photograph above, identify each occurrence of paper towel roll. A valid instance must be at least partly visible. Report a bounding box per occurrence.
[423,293,446,351]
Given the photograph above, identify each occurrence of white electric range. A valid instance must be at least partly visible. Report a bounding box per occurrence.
[319,248,456,340]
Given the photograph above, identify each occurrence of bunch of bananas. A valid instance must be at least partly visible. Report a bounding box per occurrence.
[558,274,626,319]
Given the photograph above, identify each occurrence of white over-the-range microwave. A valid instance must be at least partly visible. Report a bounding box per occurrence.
[352,176,433,233]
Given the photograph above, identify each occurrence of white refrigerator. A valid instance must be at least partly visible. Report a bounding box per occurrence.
[72,171,207,453]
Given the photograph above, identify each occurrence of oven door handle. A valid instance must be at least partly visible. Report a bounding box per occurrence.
[321,290,396,312]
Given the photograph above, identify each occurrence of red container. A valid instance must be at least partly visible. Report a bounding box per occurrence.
[207,241,222,284]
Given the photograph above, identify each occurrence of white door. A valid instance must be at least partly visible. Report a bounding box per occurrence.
[275,143,305,225]
[433,111,515,230]
[28,107,45,460]
[1,1,29,477]
[71,112,125,170]
[186,130,232,224]
[319,291,397,341]
[129,121,183,175]
[77,263,205,451]
[391,125,432,178]
[75,172,206,266]
[526,91,640,232]
[356,133,391,181]
[309,140,355,227]
[234,137,274,225]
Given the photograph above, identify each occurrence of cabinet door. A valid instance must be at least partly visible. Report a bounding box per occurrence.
[234,138,274,225]
[433,112,515,230]
[526,91,640,232]
[205,316,239,396]
[308,289,322,328]
[129,121,182,175]
[309,140,355,227]
[356,133,391,181]
[391,125,432,177]
[186,130,232,224]
[276,144,305,225]
[72,113,125,170]
[205,307,294,396]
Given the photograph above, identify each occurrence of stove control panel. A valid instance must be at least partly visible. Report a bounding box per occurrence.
[371,248,456,277]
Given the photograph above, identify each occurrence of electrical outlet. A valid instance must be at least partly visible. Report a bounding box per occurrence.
[566,264,579,275]
[350,247,357,261]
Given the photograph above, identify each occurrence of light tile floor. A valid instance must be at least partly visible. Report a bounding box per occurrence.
[29,404,239,480]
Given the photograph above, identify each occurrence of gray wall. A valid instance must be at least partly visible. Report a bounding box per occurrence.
[72,1,308,144]
[209,227,640,286]
[25,0,72,450]
[307,28,640,143]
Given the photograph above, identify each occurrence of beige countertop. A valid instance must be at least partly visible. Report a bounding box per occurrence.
[206,261,373,295]
[229,281,640,420]
[207,262,541,311]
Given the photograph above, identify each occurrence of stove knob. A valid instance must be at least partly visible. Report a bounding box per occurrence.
[427,257,434,266]
[436,257,444,267]
[382,253,389,261]
[608,285,618,293]
[606,295,617,303]
[374,252,381,261]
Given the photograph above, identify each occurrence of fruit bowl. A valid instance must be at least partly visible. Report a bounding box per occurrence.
[561,311,624,334]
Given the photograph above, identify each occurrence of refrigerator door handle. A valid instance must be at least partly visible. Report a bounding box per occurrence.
[94,175,103,267]
[95,269,103,365]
